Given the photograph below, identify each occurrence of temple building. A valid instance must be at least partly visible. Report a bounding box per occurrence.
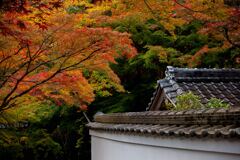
[88,67,240,160]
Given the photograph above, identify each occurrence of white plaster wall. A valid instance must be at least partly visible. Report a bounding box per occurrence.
[90,130,240,160]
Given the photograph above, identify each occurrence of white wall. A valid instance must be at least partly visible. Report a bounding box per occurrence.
[90,130,240,160]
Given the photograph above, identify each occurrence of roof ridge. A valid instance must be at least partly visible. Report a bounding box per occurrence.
[166,66,240,71]
[165,66,240,82]
[94,108,240,125]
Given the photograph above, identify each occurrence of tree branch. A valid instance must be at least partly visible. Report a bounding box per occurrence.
[222,26,240,48]
[0,47,24,65]
[0,48,101,109]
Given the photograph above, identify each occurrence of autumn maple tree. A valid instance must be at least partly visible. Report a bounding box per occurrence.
[172,0,240,46]
[0,1,136,112]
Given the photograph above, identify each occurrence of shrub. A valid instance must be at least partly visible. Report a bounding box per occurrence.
[174,92,202,111]
[30,137,63,160]
[171,92,230,111]
[206,98,230,109]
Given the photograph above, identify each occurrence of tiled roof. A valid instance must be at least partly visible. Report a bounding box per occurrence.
[88,108,240,138]
[147,66,240,111]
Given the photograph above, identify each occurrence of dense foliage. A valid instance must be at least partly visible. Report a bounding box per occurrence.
[0,104,90,160]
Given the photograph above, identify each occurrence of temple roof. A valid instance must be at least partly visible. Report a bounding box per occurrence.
[147,66,240,111]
